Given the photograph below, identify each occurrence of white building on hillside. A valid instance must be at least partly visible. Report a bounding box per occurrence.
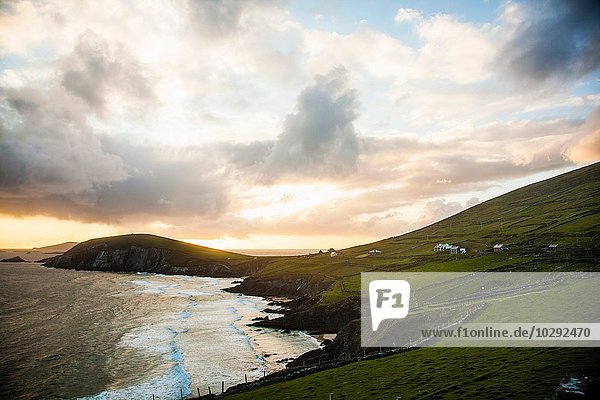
[493,244,508,252]
[434,243,452,252]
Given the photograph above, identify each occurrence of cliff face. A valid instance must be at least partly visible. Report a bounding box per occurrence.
[43,234,262,277]
[46,245,170,272]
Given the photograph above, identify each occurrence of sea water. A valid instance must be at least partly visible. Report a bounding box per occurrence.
[0,263,320,399]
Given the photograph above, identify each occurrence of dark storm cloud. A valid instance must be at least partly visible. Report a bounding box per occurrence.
[0,31,226,223]
[219,67,361,182]
[86,138,230,221]
[61,30,154,113]
[0,85,126,193]
[497,0,600,83]
[0,128,26,188]
[0,134,230,223]
[267,66,361,179]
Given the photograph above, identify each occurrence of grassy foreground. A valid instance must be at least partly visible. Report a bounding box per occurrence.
[225,348,600,400]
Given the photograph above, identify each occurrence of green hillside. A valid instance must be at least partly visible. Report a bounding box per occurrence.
[250,162,599,307]
[217,162,600,399]
[67,233,250,262]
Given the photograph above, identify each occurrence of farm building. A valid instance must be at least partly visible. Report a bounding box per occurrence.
[368,249,382,255]
[434,243,452,252]
[493,244,508,252]
[435,243,466,254]
[449,246,467,255]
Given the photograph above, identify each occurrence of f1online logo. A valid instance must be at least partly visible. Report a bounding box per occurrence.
[369,280,410,331]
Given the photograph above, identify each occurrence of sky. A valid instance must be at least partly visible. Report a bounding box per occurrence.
[0,0,599,249]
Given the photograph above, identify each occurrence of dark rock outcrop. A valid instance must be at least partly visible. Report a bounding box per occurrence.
[287,318,362,367]
[0,256,28,263]
[225,276,330,298]
[251,296,360,334]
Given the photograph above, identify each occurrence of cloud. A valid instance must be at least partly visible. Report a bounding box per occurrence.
[80,139,230,221]
[413,14,495,84]
[221,140,274,170]
[497,0,600,84]
[565,107,600,163]
[0,29,225,223]
[0,29,156,199]
[0,136,230,223]
[61,30,154,114]
[186,0,282,39]
[0,85,126,194]
[466,197,480,207]
[266,66,361,179]
[394,8,422,24]
[416,199,464,226]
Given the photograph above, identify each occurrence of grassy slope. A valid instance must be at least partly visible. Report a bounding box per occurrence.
[223,163,600,399]
[227,348,599,400]
[256,162,599,306]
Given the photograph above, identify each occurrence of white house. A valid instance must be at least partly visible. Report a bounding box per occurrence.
[368,249,382,255]
[330,251,338,257]
[434,243,452,252]
[493,244,508,252]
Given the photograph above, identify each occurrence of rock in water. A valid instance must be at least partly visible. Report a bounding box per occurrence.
[0,256,28,263]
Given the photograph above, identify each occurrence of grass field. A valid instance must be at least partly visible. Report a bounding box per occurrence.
[225,348,600,400]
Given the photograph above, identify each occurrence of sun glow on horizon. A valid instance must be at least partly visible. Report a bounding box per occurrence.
[183,234,371,251]
[0,214,121,249]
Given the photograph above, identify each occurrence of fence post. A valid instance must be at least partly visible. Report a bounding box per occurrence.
[208,386,211,395]
[329,393,334,400]
[244,373,248,384]
[221,381,225,394]
[197,388,200,397]
[263,370,266,378]
[180,388,183,400]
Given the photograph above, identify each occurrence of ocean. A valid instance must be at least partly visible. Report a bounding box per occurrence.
[0,263,320,399]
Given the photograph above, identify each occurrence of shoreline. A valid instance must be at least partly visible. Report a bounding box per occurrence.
[24,263,324,399]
